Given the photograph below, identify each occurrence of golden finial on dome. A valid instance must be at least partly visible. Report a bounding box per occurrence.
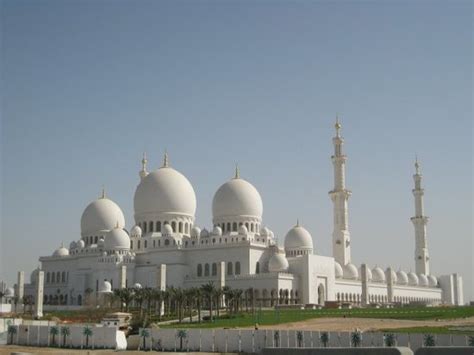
[234,163,240,179]
[162,149,169,168]
[296,218,300,227]
[100,186,106,199]
[141,152,147,169]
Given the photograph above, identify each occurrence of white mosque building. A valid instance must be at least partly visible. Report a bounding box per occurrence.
[18,120,463,309]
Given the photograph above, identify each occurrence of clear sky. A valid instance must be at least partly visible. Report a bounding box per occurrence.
[1,0,472,301]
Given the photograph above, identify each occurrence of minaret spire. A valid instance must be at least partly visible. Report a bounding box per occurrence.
[411,157,430,275]
[329,116,352,265]
[139,152,148,180]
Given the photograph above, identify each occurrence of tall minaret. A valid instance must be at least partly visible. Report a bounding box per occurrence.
[329,117,352,265]
[410,158,430,275]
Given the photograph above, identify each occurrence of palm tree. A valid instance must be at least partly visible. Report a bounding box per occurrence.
[61,326,70,347]
[468,335,474,346]
[140,328,150,350]
[274,330,280,347]
[83,326,93,348]
[201,282,215,322]
[13,296,19,313]
[49,326,59,347]
[142,287,154,317]
[185,288,195,323]
[232,289,243,314]
[7,325,17,344]
[177,329,187,351]
[320,332,329,347]
[134,288,146,317]
[174,288,186,323]
[384,333,396,347]
[423,334,435,347]
[214,288,224,319]
[351,331,362,347]
[194,288,202,323]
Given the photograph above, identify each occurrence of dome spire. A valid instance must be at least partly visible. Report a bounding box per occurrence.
[139,152,148,180]
[162,150,169,168]
[234,163,240,179]
[100,186,106,199]
[296,218,300,227]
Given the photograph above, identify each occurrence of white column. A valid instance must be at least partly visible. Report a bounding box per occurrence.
[218,261,226,307]
[119,265,127,289]
[411,159,430,275]
[17,271,25,300]
[34,271,44,319]
[360,264,369,306]
[157,264,166,316]
[329,118,352,266]
[386,267,394,303]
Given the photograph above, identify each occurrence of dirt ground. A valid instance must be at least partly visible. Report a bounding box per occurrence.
[247,316,474,332]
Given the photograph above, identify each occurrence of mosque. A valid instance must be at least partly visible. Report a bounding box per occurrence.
[13,120,464,309]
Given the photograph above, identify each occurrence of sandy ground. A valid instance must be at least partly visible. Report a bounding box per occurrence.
[247,316,474,332]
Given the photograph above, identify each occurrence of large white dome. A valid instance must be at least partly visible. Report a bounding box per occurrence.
[80,195,125,237]
[268,253,289,273]
[343,263,359,280]
[284,224,313,252]
[212,176,263,221]
[134,166,196,218]
[104,227,130,251]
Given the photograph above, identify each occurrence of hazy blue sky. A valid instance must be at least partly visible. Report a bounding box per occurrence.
[1,0,472,301]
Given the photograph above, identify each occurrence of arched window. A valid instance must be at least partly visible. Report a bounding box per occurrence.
[156,221,161,232]
[171,221,176,232]
[179,222,183,233]
[212,263,217,276]
[235,262,241,275]
[185,223,189,234]
[256,262,260,274]
[149,221,153,232]
[143,223,147,233]
[165,239,170,246]
[144,240,147,248]
[212,238,216,244]
[227,222,231,232]
[197,264,202,277]
[61,272,66,283]
[227,262,233,275]
[51,272,55,283]
[94,236,98,244]
[204,263,210,276]
[138,241,141,249]
[130,241,133,249]
[221,224,225,233]
[245,222,249,230]
[251,223,254,232]
[232,222,237,231]
[46,272,50,283]
[56,272,60,282]
[77,295,82,305]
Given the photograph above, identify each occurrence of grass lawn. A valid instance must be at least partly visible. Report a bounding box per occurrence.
[379,326,474,335]
[161,306,474,329]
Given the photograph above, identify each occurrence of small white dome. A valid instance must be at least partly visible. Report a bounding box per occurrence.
[133,283,142,289]
[260,226,269,237]
[200,228,209,238]
[77,240,85,248]
[268,253,289,273]
[428,275,438,287]
[98,237,105,246]
[53,246,69,257]
[212,176,263,221]
[191,226,201,238]
[99,281,112,293]
[408,272,419,286]
[372,267,386,282]
[359,266,373,281]
[284,225,313,252]
[134,165,197,218]
[238,224,248,235]
[130,225,142,238]
[80,195,125,237]
[343,263,359,280]
[102,251,107,257]
[104,227,130,251]
[386,268,398,284]
[5,287,14,298]
[418,274,429,287]
[335,262,343,278]
[69,241,77,250]
[162,223,173,236]
[397,270,409,285]
[212,226,222,236]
